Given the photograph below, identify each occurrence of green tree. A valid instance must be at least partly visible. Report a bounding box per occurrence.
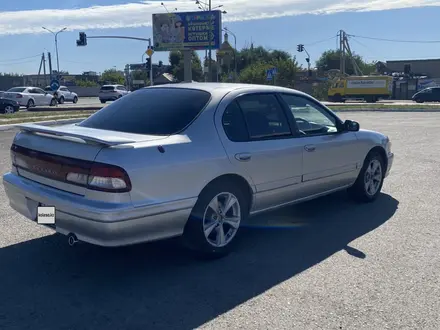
[316,50,376,75]
[238,55,299,88]
[132,70,148,81]
[75,79,98,87]
[168,50,203,82]
[101,69,125,85]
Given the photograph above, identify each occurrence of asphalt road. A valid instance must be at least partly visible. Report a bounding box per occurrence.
[0,112,439,330]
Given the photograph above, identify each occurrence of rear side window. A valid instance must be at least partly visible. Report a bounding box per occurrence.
[7,87,26,93]
[222,101,249,142]
[236,94,291,139]
[100,86,115,91]
[79,88,211,135]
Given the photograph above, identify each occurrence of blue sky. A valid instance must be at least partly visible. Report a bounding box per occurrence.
[2,1,440,75]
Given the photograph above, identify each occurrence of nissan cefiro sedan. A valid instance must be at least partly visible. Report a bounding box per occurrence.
[3,83,394,258]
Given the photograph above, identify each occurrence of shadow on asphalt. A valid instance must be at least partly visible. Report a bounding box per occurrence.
[0,192,398,330]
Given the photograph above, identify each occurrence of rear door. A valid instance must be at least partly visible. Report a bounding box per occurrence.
[217,92,303,211]
[28,88,46,105]
[60,87,72,100]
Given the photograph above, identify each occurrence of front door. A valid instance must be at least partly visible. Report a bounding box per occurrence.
[217,93,303,212]
[279,93,363,198]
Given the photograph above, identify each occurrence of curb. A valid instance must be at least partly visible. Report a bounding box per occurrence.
[332,108,440,113]
[27,106,102,112]
[0,118,86,132]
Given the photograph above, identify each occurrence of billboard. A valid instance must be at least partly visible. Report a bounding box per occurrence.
[152,10,222,51]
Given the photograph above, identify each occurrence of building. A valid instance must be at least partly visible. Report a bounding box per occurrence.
[386,59,440,77]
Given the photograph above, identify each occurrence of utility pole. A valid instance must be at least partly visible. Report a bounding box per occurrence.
[339,30,346,75]
[42,53,47,85]
[36,53,44,87]
[48,52,53,80]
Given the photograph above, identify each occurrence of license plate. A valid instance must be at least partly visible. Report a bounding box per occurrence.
[25,198,55,224]
[37,205,56,224]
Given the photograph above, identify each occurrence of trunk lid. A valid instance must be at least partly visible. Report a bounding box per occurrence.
[11,123,167,196]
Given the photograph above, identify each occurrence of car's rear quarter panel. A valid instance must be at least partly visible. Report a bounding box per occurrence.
[94,99,250,208]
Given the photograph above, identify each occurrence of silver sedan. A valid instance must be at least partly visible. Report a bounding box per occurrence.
[3,83,394,258]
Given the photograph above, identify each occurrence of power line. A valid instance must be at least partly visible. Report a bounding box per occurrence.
[305,35,338,46]
[0,54,41,63]
[348,34,440,44]
[0,59,41,66]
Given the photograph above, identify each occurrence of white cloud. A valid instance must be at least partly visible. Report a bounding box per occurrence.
[0,0,439,36]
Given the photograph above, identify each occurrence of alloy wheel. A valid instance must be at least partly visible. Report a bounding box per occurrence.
[364,159,382,196]
[202,192,241,248]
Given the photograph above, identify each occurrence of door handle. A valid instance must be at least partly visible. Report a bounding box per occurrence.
[235,153,252,161]
[304,145,316,152]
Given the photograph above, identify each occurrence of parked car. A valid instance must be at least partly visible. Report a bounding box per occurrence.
[3,83,394,258]
[44,86,79,104]
[98,84,130,103]
[4,87,56,108]
[0,95,20,114]
[412,87,440,103]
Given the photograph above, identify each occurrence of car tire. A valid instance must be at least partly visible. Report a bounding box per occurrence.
[3,105,15,114]
[182,180,249,259]
[73,96,78,104]
[415,99,424,103]
[26,99,34,109]
[348,151,385,203]
[59,96,65,104]
[100,100,106,104]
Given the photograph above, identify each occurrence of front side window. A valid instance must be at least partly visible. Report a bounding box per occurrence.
[281,94,338,135]
[235,94,291,139]
[79,88,211,135]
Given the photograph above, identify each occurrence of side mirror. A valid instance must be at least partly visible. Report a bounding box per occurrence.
[344,120,360,132]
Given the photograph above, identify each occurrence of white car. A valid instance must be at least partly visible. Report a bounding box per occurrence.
[98,85,130,103]
[44,86,79,104]
[5,87,56,109]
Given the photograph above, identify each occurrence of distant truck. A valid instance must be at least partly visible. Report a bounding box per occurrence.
[328,75,393,103]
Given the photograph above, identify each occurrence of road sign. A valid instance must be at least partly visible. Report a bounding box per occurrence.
[50,79,60,91]
[266,67,277,80]
[266,70,273,80]
[146,47,154,57]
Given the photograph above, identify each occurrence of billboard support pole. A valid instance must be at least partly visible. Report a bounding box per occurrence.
[148,39,154,86]
[183,50,193,82]
[208,0,212,82]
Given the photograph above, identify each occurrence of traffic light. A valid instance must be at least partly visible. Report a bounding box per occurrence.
[76,32,87,46]
[297,44,304,52]
[145,57,151,70]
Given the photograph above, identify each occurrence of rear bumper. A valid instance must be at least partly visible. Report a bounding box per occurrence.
[99,95,119,101]
[3,172,196,247]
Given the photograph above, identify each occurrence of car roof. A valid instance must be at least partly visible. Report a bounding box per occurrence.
[146,82,309,97]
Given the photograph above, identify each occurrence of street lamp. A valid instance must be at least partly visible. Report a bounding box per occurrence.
[223,27,237,82]
[42,26,67,75]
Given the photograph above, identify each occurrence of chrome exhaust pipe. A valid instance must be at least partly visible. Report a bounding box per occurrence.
[67,233,79,247]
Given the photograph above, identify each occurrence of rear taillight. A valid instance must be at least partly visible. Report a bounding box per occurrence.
[16,94,23,98]
[66,163,131,193]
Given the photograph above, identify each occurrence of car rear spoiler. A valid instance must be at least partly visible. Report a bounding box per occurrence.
[16,124,137,146]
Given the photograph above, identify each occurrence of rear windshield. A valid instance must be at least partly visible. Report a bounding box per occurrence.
[7,87,26,93]
[100,86,115,91]
[44,87,53,92]
[79,88,211,135]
